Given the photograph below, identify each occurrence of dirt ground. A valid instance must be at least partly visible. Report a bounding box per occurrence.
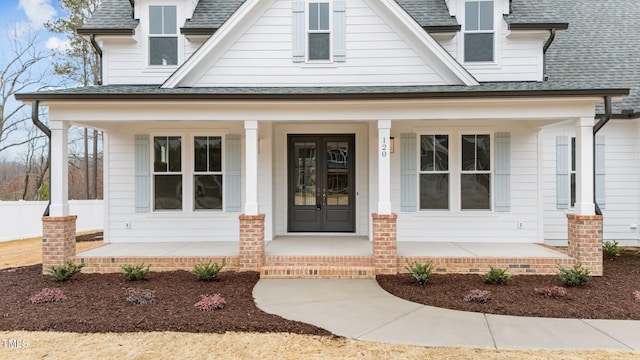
[1,236,639,359]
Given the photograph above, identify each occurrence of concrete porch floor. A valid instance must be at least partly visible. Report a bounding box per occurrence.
[77,238,570,259]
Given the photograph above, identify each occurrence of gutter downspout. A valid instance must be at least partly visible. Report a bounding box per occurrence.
[31,100,51,217]
[542,28,557,81]
[89,34,103,85]
[593,96,612,217]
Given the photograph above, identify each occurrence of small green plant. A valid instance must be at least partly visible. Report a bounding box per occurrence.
[483,266,512,285]
[602,240,626,260]
[121,263,151,281]
[405,260,434,286]
[192,258,226,281]
[47,261,84,281]
[558,262,590,287]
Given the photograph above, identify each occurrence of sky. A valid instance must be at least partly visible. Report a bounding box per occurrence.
[0,0,70,160]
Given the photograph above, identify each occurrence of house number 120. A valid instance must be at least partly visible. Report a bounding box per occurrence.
[381,137,388,158]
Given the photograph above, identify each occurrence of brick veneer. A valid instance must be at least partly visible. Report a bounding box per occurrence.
[74,255,239,274]
[567,214,603,276]
[372,213,398,275]
[42,216,77,274]
[238,214,265,271]
[399,255,575,275]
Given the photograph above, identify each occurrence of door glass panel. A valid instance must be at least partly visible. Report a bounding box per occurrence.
[326,141,349,206]
[294,142,316,206]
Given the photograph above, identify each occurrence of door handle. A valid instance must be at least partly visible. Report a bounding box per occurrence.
[316,188,322,210]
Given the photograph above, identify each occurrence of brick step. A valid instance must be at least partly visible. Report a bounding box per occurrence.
[264,255,374,267]
[260,265,375,279]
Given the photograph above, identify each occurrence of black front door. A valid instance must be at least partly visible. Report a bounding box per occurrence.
[288,135,355,232]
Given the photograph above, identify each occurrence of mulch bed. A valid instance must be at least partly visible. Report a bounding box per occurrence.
[0,266,330,335]
[75,232,103,242]
[378,249,640,320]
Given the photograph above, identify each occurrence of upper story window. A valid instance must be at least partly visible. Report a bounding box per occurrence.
[308,2,331,61]
[464,0,494,62]
[149,5,178,66]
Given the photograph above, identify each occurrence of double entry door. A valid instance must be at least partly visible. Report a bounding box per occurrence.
[288,134,355,232]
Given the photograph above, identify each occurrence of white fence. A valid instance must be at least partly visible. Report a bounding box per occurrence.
[0,200,103,242]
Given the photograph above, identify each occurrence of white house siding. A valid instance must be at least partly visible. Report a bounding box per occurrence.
[193,0,450,87]
[461,31,545,82]
[388,120,541,243]
[105,121,252,243]
[542,120,640,246]
[101,0,205,85]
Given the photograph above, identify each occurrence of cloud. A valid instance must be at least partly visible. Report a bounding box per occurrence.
[46,36,70,52]
[19,0,57,28]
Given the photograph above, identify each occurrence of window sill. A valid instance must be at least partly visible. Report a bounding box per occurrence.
[299,61,337,68]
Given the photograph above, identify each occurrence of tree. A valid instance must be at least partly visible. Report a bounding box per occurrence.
[0,27,50,155]
[45,0,102,199]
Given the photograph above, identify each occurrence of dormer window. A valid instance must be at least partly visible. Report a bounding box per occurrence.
[149,5,177,66]
[464,1,494,62]
[308,2,331,61]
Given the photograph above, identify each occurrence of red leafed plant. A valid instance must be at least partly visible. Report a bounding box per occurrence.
[534,285,568,299]
[30,288,67,304]
[634,291,640,302]
[194,294,226,311]
[463,289,492,304]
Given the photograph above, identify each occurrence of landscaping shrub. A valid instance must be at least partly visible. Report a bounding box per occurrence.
[47,261,84,281]
[194,294,226,311]
[534,285,568,298]
[463,289,492,303]
[602,240,626,260]
[558,262,590,287]
[29,288,67,304]
[192,259,226,281]
[405,260,433,286]
[483,266,512,285]
[125,288,155,304]
[121,263,151,281]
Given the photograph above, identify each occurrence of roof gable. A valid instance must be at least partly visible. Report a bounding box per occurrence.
[163,0,478,88]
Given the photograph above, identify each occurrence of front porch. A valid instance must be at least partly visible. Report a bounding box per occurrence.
[73,236,574,277]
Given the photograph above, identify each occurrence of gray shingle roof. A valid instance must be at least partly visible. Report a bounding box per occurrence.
[15,82,628,102]
[504,1,567,26]
[182,0,246,33]
[393,0,459,30]
[545,0,640,115]
[78,0,138,34]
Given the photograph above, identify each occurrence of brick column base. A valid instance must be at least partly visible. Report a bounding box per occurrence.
[239,214,265,271]
[42,216,78,274]
[372,213,398,275]
[567,214,603,276]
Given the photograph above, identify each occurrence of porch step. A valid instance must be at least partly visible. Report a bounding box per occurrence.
[261,255,375,278]
[260,265,375,279]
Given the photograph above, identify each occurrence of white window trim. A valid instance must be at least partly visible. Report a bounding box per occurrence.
[192,133,225,212]
[418,133,452,211]
[150,132,227,213]
[151,133,185,212]
[459,132,494,211]
[306,0,333,63]
[147,3,180,68]
[416,130,495,213]
[459,0,501,67]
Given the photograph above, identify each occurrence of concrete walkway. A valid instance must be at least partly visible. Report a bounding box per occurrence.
[253,279,640,350]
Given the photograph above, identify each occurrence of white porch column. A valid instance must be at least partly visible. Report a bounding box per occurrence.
[49,120,69,217]
[377,120,392,214]
[575,117,595,215]
[244,120,259,215]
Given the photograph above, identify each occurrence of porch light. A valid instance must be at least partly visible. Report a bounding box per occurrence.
[390,137,395,153]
